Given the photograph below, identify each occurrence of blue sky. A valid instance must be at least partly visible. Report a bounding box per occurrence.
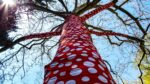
[1,0,150,84]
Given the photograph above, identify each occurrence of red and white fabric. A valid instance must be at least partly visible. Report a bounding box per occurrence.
[44,2,116,84]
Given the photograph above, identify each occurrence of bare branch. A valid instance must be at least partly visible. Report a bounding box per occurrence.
[18,3,70,18]
[86,24,144,43]
[58,0,69,12]
[73,0,78,12]
[114,5,146,35]
[138,43,146,84]
[0,31,61,53]
[76,0,99,15]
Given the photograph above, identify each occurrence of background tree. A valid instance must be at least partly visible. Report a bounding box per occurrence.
[135,33,150,83]
[0,0,150,84]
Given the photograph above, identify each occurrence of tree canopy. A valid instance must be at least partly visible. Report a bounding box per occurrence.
[0,0,150,84]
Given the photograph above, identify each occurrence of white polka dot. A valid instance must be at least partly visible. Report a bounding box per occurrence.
[50,62,59,68]
[48,76,57,84]
[60,71,66,76]
[74,38,78,40]
[60,58,65,60]
[68,54,77,60]
[92,47,95,50]
[98,75,108,83]
[81,76,90,82]
[67,53,72,56]
[83,61,95,67]
[76,58,82,62]
[103,73,108,78]
[88,68,97,73]
[80,36,85,39]
[81,53,88,57]
[66,80,76,84]
[82,51,87,53]
[45,78,50,83]
[72,40,75,42]
[99,61,106,68]
[76,48,82,51]
[45,72,51,77]
[57,53,63,57]
[53,70,59,74]
[61,45,66,49]
[73,43,80,46]
[88,57,96,62]
[70,49,75,51]
[70,68,82,76]
[56,81,64,84]
[83,43,89,46]
[71,65,78,68]
[78,41,83,43]
[58,63,64,68]
[92,52,99,58]
[79,46,84,48]
[82,34,88,37]
[98,64,105,71]
[65,62,72,67]
[86,48,90,50]
[63,47,70,52]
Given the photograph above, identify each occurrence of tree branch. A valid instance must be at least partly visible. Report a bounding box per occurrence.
[76,0,99,15]
[90,30,144,43]
[114,5,146,35]
[73,0,78,12]
[80,2,114,21]
[58,0,69,12]
[0,31,61,53]
[138,42,146,84]
[18,3,70,18]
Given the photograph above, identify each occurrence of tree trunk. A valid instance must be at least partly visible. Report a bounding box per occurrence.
[43,15,115,84]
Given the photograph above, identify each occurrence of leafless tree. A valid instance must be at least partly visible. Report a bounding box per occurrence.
[0,0,150,84]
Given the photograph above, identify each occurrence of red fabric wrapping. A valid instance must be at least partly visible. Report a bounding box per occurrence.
[24,32,61,40]
[90,30,128,37]
[43,15,116,84]
[80,2,114,22]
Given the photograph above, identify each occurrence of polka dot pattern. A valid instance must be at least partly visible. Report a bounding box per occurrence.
[70,68,82,76]
[66,80,76,84]
[71,65,78,68]
[82,76,90,82]
[98,75,108,83]
[53,70,59,74]
[60,71,66,76]
[67,54,76,60]
[81,53,88,57]
[65,62,72,67]
[76,48,82,51]
[88,68,97,74]
[50,62,58,68]
[73,43,80,46]
[98,64,105,71]
[47,76,57,84]
[63,47,70,52]
[76,58,82,62]
[88,57,96,62]
[83,61,95,67]
[44,15,116,84]
[56,81,64,84]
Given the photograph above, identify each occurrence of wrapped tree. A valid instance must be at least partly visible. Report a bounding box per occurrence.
[0,0,148,84]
